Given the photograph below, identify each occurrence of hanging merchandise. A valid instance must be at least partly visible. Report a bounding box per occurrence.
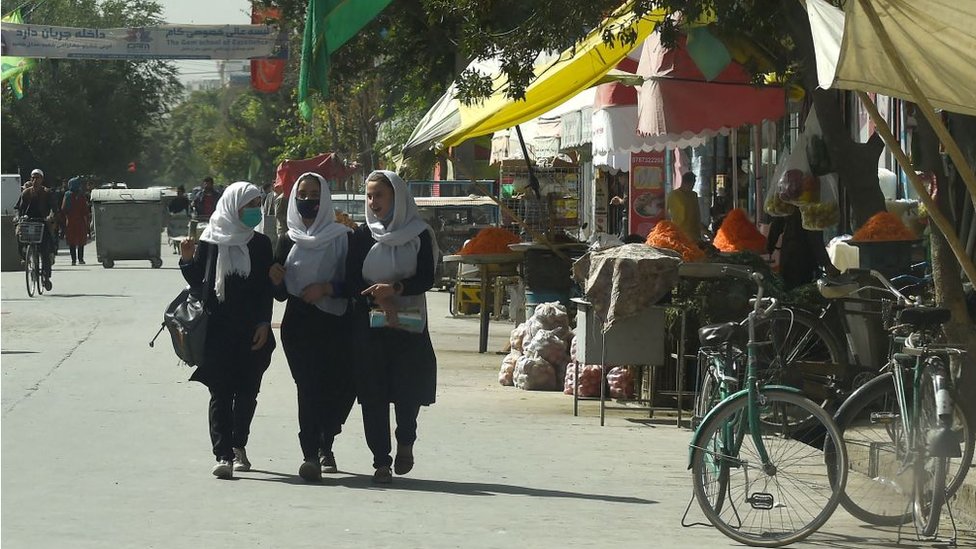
[763,150,798,217]
[773,135,820,206]
[799,173,840,230]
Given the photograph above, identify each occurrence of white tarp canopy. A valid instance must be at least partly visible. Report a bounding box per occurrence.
[807,0,976,117]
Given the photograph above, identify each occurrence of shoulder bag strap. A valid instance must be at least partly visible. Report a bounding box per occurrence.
[202,243,216,304]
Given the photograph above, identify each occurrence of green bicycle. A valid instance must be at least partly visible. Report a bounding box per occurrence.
[687,271,848,547]
[823,270,973,540]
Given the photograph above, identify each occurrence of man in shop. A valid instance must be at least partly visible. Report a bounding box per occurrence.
[667,171,702,242]
[766,208,840,289]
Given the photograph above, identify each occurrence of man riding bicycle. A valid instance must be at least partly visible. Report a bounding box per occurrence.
[15,169,56,290]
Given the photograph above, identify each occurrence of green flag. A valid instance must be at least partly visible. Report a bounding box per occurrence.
[1,9,37,99]
[297,0,393,120]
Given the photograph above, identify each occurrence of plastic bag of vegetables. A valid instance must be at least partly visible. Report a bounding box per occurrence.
[563,363,603,396]
[772,135,819,206]
[498,351,519,386]
[514,354,558,391]
[607,366,635,399]
[799,173,840,230]
[525,329,571,369]
[510,323,527,352]
[525,301,570,342]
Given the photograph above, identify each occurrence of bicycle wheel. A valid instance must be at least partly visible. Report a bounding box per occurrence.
[24,244,36,297]
[913,366,948,537]
[751,308,846,404]
[827,372,973,526]
[691,389,848,547]
[693,356,728,428]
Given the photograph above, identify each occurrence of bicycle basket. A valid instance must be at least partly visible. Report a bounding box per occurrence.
[17,221,45,244]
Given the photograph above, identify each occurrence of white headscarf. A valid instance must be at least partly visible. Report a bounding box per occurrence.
[284,172,352,316]
[362,170,437,284]
[200,181,261,302]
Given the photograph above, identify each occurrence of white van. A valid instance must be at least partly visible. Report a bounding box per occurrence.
[1,173,24,215]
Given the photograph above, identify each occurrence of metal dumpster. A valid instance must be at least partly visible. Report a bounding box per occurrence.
[90,189,163,268]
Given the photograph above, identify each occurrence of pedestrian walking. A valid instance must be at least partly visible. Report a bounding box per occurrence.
[269,172,356,483]
[60,177,91,265]
[347,170,438,484]
[179,181,276,479]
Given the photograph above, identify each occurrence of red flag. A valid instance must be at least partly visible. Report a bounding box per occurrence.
[251,6,285,93]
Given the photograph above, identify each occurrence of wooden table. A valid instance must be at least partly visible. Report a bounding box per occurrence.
[442,252,524,353]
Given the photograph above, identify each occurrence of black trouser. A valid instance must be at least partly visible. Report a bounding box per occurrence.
[39,226,53,277]
[69,245,85,263]
[361,400,421,468]
[208,385,260,462]
[281,300,356,461]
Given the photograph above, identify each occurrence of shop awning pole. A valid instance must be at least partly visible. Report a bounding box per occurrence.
[856,90,976,287]
[857,0,976,210]
[514,125,541,199]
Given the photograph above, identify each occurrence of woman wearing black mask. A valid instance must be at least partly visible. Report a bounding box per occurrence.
[269,173,357,482]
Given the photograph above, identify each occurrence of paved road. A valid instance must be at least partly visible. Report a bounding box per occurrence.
[2,243,974,548]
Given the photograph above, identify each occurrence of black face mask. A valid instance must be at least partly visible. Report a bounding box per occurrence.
[296,198,319,219]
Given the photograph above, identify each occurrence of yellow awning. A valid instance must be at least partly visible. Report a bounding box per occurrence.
[440,4,664,149]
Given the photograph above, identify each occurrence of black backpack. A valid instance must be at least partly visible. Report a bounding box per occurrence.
[150,246,215,366]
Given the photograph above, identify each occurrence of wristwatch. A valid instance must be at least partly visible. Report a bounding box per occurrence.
[393,281,404,294]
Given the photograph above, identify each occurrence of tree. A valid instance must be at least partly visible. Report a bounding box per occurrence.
[0,0,182,185]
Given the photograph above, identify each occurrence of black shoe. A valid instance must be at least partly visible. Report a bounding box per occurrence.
[78,259,86,265]
[71,261,76,266]
[298,461,322,483]
[43,278,52,291]
[372,466,392,484]
[320,451,338,474]
[394,444,414,475]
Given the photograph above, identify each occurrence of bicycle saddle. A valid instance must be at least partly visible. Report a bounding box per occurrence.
[817,277,859,299]
[698,323,739,347]
[897,306,951,328]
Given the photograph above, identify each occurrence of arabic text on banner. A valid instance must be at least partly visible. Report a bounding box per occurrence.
[0,24,283,60]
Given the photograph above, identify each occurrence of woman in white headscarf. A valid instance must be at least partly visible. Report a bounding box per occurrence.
[179,181,276,480]
[269,172,355,483]
[346,170,438,484]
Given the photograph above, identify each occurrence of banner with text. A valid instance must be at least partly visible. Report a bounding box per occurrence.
[629,151,666,238]
[0,24,282,60]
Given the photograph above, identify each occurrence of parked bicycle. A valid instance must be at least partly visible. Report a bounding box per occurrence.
[16,218,46,297]
[686,269,848,547]
[681,262,846,422]
[823,269,973,540]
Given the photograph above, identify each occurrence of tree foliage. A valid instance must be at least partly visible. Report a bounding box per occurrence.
[0,0,182,185]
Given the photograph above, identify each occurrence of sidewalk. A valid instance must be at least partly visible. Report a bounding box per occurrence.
[1,247,973,548]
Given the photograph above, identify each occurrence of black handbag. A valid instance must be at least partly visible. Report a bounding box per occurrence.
[149,245,215,366]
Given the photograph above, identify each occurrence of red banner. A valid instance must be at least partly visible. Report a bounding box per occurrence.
[629,151,666,238]
[250,6,285,93]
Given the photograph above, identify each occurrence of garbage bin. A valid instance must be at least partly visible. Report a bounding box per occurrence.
[90,189,163,269]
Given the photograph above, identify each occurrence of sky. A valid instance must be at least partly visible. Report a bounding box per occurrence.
[157,0,254,82]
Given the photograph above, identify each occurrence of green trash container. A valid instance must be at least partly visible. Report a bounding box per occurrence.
[90,189,164,269]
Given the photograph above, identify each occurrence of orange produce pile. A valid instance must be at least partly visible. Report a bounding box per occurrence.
[645,220,705,262]
[713,208,767,253]
[852,211,916,242]
[459,227,520,255]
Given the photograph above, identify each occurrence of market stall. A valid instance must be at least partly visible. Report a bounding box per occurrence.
[442,251,524,353]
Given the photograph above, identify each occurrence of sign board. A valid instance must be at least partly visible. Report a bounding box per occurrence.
[1,23,281,60]
[629,151,666,237]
